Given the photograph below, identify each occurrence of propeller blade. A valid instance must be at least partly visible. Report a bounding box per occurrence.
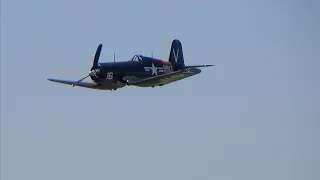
[75,68,101,85]
[93,44,102,68]
[73,44,103,87]
[75,75,90,85]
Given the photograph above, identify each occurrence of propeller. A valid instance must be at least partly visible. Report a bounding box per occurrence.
[73,44,103,86]
[92,44,102,69]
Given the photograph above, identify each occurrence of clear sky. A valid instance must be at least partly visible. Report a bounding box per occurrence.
[1,0,319,179]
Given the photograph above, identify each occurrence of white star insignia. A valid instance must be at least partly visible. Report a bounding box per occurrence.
[149,63,158,76]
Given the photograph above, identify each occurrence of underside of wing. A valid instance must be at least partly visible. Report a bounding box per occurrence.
[47,78,99,89]
[128,68,201,87]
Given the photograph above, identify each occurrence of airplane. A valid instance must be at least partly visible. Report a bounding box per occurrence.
[47,39,214,90]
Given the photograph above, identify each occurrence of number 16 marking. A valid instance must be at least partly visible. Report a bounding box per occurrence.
[106,72,113,80]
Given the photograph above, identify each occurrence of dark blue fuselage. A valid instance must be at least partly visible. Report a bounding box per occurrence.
[91,55,174,84]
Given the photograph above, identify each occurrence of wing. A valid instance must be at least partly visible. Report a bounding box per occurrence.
[47,78,99,89]
[128,68,202,87]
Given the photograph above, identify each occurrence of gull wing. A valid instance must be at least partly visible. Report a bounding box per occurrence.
[47,78,99,89]
[128,68,201,87]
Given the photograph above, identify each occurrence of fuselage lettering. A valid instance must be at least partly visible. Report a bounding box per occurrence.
[106,72,113,80]
[163,65,173,73]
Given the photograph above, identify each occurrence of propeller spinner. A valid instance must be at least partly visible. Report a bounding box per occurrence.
[73,44,103,86]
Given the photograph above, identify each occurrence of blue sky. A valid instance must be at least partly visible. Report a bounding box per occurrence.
[1,0,319,179]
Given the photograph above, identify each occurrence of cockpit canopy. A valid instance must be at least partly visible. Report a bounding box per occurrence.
[131,55,143,62]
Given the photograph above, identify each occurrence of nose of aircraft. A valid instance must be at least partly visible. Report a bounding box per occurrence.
[98,63,114,73]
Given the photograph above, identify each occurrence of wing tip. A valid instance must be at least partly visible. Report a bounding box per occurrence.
[47,78,74,86]
[47,78,65,83]
[47,78,57,82]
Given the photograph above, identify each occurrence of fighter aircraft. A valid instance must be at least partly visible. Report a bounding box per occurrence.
[47,39,213,90]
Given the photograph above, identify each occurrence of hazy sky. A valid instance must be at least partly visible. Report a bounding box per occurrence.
[1,0,319,180]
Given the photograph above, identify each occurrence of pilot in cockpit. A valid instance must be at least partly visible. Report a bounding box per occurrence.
[131,55,143,62]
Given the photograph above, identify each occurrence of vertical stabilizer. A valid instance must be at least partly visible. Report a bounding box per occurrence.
[169,39,185,69]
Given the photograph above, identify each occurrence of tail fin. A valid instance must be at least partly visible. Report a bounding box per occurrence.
[169,39,185,69]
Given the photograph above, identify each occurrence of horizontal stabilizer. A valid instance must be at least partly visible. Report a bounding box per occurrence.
[185,65,214,68]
